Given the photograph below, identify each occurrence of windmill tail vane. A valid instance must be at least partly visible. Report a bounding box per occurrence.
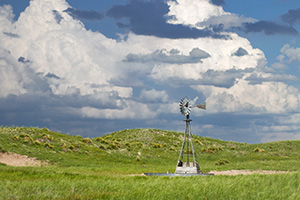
[195,102,206,110]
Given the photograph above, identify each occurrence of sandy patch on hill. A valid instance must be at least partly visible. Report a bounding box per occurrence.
[0,152,47,167]
[208,170,290,175]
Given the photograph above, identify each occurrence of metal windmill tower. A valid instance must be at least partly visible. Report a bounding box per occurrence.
[175,98,206,174]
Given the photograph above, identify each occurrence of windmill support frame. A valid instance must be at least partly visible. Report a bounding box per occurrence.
[175,115,200,174]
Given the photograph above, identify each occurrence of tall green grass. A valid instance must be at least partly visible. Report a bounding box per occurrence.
[0,167,299,199]
[1,127,300,199]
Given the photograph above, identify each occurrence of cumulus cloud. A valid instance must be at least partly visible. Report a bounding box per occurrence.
[167,0,255,30]
[0,48,27,97]
[79,100,157,120]
[107,0,226,39]
[198,80,300,114]
[271,43,300,73]
[259,113,300,143]
[280,44,300,63]
[139,89,169,103]
[1,0,300,143]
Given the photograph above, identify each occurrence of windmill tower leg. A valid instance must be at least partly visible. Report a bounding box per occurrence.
[175,115,200,174]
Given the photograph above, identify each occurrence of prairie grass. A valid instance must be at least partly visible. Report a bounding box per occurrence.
[0,167,299,200]
[1,127,300,199]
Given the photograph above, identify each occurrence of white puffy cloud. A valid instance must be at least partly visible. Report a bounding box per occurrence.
[1,0,300,143]
[79,100,157,120]
[0,48,27,97]
[197,79,300,114]
[261,132,300,143]
[139,89,169,103]
[167,0,256,29]
[167,0,225,26]
[280,44,300,63]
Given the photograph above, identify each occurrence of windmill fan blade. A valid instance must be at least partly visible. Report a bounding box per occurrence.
[196,103,206,110]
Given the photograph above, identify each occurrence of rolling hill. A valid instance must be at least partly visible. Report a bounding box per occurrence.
[1,127,300,199]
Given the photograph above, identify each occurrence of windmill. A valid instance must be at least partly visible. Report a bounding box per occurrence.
[175,97,206,174]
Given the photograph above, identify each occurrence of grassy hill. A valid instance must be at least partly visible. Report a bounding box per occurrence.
[1,127,300,199]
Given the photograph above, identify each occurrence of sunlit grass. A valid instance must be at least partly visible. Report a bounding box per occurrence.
[1,127,300,199]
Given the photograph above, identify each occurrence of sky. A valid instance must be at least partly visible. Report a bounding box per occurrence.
[1,0,300,144]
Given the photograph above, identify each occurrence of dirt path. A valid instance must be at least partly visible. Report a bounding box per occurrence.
[0,152,46,167]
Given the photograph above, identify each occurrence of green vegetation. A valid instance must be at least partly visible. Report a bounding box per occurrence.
[1,127,300,199]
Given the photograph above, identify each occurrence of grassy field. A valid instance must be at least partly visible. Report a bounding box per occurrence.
[0,127,300,199]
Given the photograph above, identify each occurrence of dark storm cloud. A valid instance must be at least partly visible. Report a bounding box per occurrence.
[241,21,298,35]
[210,0,225,6]
[245,73,298,85]
[52,10,63,24]
[64,7,104,21]
[199,69,246,88]
[18,57,31,64]
[45,73,60,80]
[106,0,226,39]
[3,32,20,38]
[124,48,210,64]
[232,47,248,57]
[281,8,300,25]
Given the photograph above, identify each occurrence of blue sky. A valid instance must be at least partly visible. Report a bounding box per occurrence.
[1,0,300,143]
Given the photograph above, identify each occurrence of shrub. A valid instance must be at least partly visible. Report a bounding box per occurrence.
[48,135,54,141]
[0,146,7,153]
[131,142,143,148]
[194,139,204,145]
[253,148,265,153]
[12,136,19,141]
[95,137,109,144]
[82,138,93,144]
[44,143,54,149]
[113,141,120,146]
[20,133,30,138]
[125,142,132,151]
[136,156,141,162]
[152,143,163,148]
[42,134,54,141]
[169,146,176,151]
[230,146,236,150]
[34,140,42,145]
[104,135,112,139]
[41,127,50,132]
[107,143,118,150]
[201,146,223,153]
[23,136,34,144]
[125,142,131,148]
[215,159,230,166]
